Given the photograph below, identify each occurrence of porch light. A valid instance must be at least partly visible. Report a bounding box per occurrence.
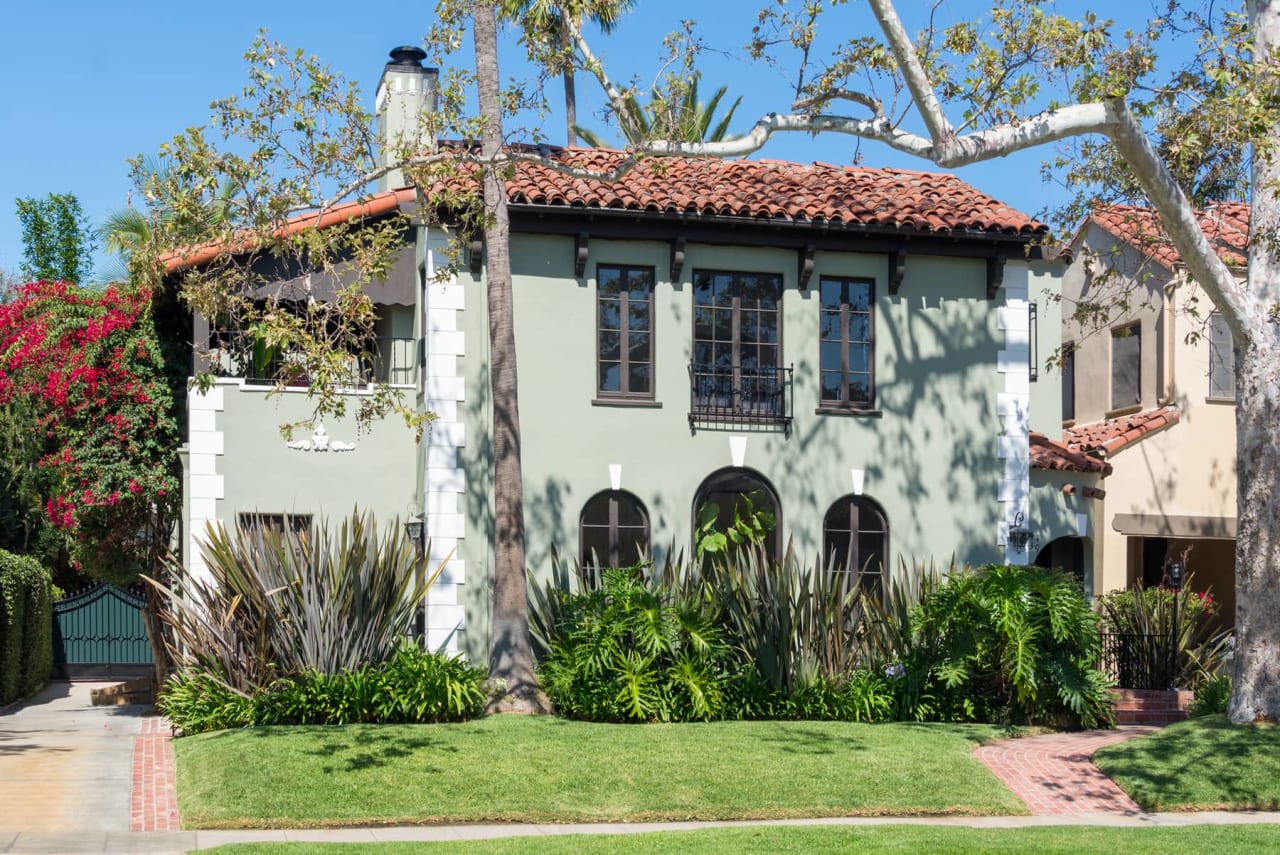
[405,515,425,555]
[1167,560,1186,592]
[1008,512,1035,554]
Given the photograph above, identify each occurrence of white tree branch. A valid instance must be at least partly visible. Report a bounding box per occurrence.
[793,89,885,120]
[867,0,953,144]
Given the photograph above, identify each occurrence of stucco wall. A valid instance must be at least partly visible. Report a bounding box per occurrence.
[456,232,1044,655]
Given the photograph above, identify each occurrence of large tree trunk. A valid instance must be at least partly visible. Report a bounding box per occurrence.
[562,27,577,148]
[474,1,551,714]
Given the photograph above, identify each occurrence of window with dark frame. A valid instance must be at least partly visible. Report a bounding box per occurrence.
[818,277,874,408]
[596,265,655,399]
[580,490,650,569]
[692,468,782,565]
[1209,312,1235,400]
[1110,323,1141,410]
[822,496,888,594]
[237,512,313,537]
[1062,343,1076,421]
[692,270,783,415]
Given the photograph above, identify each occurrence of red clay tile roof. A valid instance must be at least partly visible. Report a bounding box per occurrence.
[1091,203,1249,271]
[436,147,1046,235]
[162,187,417,272]
[1030,431,1113,475]
[1064,405,1181,457]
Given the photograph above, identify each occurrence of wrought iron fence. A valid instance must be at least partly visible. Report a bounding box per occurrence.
[1099,631,1178,690]
[688,363,793,434]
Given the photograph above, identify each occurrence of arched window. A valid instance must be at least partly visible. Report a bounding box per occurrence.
[692,468,782,562]
[823,496,888,588]
[580,490,650,569]
[1034,536,1087,592]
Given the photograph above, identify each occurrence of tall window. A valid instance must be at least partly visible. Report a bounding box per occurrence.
[822,496,888,587]
[1061,342,1076,421]
[580,490,650,569]
[596,265,654,399]
[818,277,874,408]
[1209,312,1235,399]
[1110,323,1141,410]
[692,271,783,414]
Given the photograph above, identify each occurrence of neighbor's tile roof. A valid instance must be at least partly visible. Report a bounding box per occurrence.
[162,187,417,272]
[1091,203,1250,270]
[437,146,1046,235]
[1030,431,1113,475]
[1063,405,1181,457]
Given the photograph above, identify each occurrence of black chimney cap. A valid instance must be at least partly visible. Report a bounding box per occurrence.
[387,46,428,68]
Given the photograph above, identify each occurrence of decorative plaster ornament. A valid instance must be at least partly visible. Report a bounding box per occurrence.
[286,423,356,453]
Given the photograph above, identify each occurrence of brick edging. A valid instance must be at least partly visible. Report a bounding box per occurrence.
[131,716,180,831]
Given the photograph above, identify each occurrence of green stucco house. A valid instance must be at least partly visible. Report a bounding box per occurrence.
[180,47,1086,660]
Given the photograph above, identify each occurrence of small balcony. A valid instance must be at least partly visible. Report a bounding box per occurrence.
[208,332,417,388]
[688,363,793,435]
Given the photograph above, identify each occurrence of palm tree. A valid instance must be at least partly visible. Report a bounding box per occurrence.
[574,77,742,148]
[501,0,633,147]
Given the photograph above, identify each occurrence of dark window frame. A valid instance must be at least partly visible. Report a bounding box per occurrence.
[690,268,785,411]
[822,495,889,590]
[691,467,783,564]
[1062,341,1076,422]
[579,489,651,569]
[1208,311,1236,400]
[1110,322,1142,411]
[595,264,657,401]
[817,276,876,410]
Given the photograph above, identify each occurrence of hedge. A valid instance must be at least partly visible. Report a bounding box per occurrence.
[0,549,53,705]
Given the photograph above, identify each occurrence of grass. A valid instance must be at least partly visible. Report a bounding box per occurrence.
[201,824,1280,855]
[174,716,1026,828]
[1095,714,1280,811]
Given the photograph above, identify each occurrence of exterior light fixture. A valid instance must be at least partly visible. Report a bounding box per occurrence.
[405,515,426,553]
[1007,512,1035,554]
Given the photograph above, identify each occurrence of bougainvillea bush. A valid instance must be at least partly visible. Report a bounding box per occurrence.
[0,280,180,583]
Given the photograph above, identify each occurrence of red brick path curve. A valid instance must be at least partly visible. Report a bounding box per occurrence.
[131,716,180,831]
[974,727,1157,815]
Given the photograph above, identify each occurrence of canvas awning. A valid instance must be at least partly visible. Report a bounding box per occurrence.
[1111,513,1236,539]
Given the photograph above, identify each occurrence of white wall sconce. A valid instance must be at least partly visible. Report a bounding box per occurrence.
[729,435,748,468]
[609,463,622,491]
[850,468,865,496]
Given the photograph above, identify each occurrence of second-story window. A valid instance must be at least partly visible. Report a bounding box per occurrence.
[596,265,654,399]
[1062,342,1076,422]
[1209,312,1236,400]
[1111,322,1141,410]
[819,277,875,409]
[692,270,783,416]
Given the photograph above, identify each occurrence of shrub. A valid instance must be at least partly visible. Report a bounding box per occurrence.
[161,643,486,735]
[1189,673,1232,717]
[911,564,1114,728]
[149,509,440,695]
[0,549,53,704]
[1097,577,1232,691]
[538,566,736,722]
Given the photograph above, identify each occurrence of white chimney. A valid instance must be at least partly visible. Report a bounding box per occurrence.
[375,46,439,192]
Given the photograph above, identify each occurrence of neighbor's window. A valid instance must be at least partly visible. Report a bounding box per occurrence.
[818,277,875,409]
[822,496,888,593]
[1111,323,1141,410]
[580,490,650,569]
[1209,312,1235,400]
[596,265,655,399]
[1062,342,1076,421]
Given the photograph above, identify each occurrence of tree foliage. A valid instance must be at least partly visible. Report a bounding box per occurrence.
[14,193,96,285]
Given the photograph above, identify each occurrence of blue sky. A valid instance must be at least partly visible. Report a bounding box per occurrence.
[0,1,1143,275]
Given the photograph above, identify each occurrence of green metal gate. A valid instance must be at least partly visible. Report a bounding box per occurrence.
[52,584,153,679]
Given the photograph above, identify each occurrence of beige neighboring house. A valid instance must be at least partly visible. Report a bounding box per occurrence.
[1048,202,1245,620]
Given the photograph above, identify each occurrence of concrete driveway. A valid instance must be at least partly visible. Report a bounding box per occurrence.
[0,681,146,832]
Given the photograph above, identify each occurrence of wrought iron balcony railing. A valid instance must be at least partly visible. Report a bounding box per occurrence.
[688,363,793,435]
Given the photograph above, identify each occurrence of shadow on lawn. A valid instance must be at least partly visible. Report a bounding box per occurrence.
[243,725,458,774]
[1095,716,1280,810]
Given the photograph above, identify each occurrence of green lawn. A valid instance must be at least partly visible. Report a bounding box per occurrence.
[201,824,1280,855]
[1095,714,1280,811]
[174,717,1026,828]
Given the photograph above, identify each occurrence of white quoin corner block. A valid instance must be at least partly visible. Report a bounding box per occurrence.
[729,435,748,467]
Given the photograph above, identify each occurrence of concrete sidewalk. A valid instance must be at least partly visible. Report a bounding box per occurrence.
[0,682,149,833]
[4,812,1280,853]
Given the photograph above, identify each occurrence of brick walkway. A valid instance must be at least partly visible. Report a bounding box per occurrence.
[131,716,180,831]
[974,727,1157,815]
